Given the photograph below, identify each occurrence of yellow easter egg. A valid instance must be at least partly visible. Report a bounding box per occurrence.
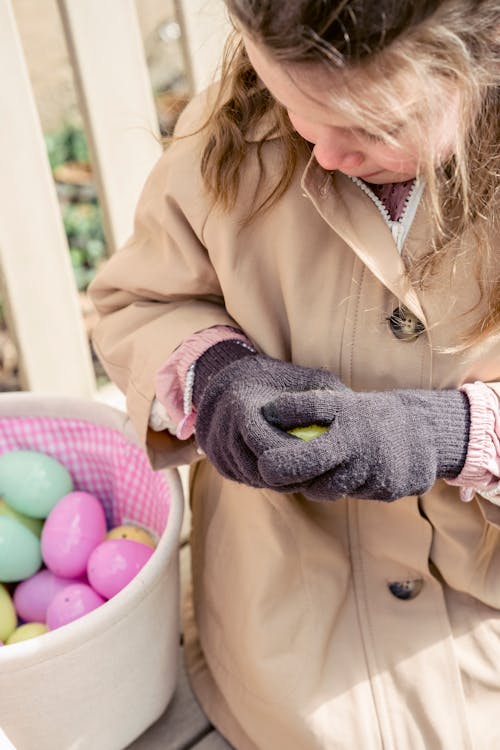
[6,622,48,645]
[0,583,17,642]
[287,424,328,441]
[106,524,157,548]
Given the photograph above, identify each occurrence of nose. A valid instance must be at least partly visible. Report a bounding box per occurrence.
[313,135,365,172]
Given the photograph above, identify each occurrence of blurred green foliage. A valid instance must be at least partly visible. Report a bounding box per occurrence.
[45,123,90,170]
[44,124,106,291]
[65,204,106,290]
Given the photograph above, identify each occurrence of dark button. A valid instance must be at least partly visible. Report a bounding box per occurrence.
[387,305,425,342]
[388,579,423,600]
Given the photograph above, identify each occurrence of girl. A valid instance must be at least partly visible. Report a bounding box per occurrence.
[89,1,500,748]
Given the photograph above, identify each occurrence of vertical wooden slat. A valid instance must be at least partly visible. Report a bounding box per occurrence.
[175,0,231,94]
[0,0,95,397]
[57,0,163,254]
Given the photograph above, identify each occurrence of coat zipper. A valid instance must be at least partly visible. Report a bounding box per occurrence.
[349,176,425,253]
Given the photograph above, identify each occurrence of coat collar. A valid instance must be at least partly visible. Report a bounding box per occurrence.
[301,155,427,325]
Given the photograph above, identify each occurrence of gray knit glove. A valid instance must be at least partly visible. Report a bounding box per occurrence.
[259,386,470,501]
[192,341,344,488]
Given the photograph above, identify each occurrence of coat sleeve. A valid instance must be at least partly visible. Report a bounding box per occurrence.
[88,94,240,468]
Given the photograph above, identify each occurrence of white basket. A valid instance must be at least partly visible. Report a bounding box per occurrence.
[0,394,184,750]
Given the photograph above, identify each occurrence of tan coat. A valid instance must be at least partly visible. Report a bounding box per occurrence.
[89,91,500,750]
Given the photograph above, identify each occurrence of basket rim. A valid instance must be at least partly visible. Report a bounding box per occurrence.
[0,393,139,445]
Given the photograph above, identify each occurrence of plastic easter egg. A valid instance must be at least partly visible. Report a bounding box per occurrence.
[287,424,328,441]
[0,499,44,537]
[46,583,105,630]
[41,492,107,578]
[14,568,84,623]
[0,450,73,518]
[106,524,157,549]
[0,516,42,582]
[6,622,48,644]
[0,583,17,642]
[87,539,154,599]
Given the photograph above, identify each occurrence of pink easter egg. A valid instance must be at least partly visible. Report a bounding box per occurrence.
[46,583,105,630]
[41,492,107,578]
[14,568,85,623]
[87,539,154,599]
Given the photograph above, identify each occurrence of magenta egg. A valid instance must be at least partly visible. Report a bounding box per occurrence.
[41,492,107,578]
[14,569,86,623]
[87,539,154,599]
[46,583,105,630]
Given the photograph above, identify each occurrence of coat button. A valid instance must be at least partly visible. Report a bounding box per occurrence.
[388,579,423,600]
[387,305,425,341]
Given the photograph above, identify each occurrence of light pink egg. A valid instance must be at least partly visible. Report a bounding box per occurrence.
[87,539,154,599]
[14,568,86,623]
[41,492,107,578]
[46,583,105,630]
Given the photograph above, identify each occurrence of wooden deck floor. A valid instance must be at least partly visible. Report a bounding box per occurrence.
[127,467,233,750]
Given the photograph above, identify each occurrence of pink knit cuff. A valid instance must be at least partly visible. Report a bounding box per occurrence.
[155,325,255,440]
[445,381,500,501]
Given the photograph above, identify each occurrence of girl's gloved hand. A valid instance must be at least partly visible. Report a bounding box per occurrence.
[192,341,343,488]
[259,386,471,501]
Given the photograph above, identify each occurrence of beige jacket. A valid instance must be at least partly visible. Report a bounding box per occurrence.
[89,91,500,750]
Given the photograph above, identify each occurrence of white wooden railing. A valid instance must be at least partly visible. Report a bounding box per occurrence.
[0,0,230,399]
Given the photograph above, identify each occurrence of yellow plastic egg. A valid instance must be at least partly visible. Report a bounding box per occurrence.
[287,424,328,441]
[106,524,157,549]
[0,583,17,642]
[6,622,48,645]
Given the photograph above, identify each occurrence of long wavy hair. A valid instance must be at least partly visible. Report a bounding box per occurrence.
[199,0,500,347]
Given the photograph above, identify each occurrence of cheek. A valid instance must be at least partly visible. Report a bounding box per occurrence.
[432,122,457,160]
[431,91,461,160]
[287,112,320,143]
[369,142,420,170]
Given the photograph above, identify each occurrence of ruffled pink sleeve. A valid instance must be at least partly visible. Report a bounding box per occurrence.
[153,325,255,440]
[446,381,500,504]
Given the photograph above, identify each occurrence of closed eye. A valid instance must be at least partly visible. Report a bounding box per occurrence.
[356,125,404,143]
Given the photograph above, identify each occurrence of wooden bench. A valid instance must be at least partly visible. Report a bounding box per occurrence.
[1,2,232,746]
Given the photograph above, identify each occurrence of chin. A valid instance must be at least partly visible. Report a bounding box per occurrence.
[360,172,416,184]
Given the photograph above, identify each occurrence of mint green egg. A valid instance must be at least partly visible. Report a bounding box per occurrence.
[0,499,43,537]
[0,450,73,519]
[0,516,42,582]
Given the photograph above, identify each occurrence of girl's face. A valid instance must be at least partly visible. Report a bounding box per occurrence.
[244,36,461,184]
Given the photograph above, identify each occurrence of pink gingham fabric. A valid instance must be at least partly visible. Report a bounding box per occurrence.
[0,417,170,539]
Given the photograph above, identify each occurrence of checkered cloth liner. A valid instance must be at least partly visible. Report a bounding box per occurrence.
[0,417,171,539]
